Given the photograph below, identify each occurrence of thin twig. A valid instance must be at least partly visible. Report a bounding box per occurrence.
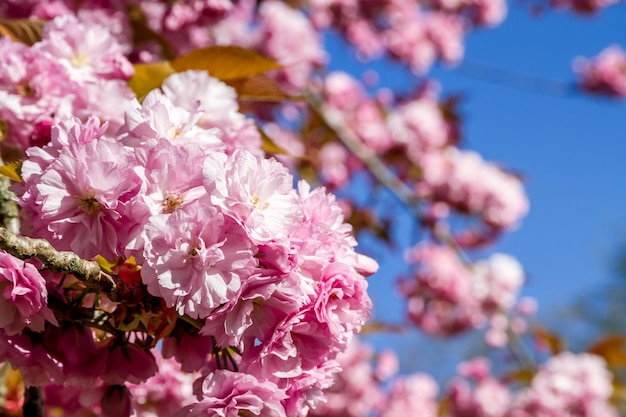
[506,327,537,370]
[309,96,472,263]
[309,97,419,208]
[308,95,536,367]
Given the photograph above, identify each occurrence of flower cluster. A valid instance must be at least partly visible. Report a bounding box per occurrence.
[0,2,618,417]
[315,340,619,417]
[400,244,525,337]
[574,45,626,99]
[0,251,56,336]
[550,0,620,14]
[320,71,528,246]
[308,0,505,73]
[0,14,133,153]
[509,352,618,417]
[1,28,374,411]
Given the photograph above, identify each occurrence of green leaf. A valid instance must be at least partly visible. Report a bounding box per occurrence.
[0,161,22,182]
[0,19,45,46]
[227,75,297,102]
[171,46,281,81]
[128,61,176,102]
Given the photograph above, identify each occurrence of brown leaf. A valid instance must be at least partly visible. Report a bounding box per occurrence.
[505,368,536,385]
[533,326,563,355]
[360,321,405,334]
[258,125,290,156]
[128,61,176,102]
[227,75,298,102]
[0,19,45,46]
[171,46,281,81]
[588,335,626,368]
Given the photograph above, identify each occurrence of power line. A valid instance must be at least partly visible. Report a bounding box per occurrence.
[451,59,580,97]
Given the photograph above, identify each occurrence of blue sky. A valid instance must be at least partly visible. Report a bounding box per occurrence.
[324,3,626,376]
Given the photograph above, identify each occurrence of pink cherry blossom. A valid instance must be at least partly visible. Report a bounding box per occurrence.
[126,142,208,237]
[175,370,288,417]
[129,349,196,417]
[447,358,512,417]
[310,339,385,417]
[0,251,56,335]
[41,323,106,383]
[140,201,257,319]
[380,374,439,417]
[388,94,452,154]
[574,45,626,98]
[19,118,142,260]
[416,148,529,230]
[314,262,372,345]
[161,70,262,154]
[119,89,224,160]
[0,37,71,152]
[257,0,326,92]
[401,244,524,335]
[36,14,133,82]
[509,352,618,417]
[162,332,215,373]
[0,330,64,386]
[203,149,303,244]
[99,339,158,385]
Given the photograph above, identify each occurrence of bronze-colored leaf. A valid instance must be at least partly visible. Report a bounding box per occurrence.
[227,75,297,102]
[588,335,626,368]
[171,46,281,81]
[0,160,22,182]
[610,380,626,407]
[258,126,290,156]
[533,326,563,355]
[505,368,535,385]
[0,19,45,46]
[128,61,176,102]
[360,321,405,334]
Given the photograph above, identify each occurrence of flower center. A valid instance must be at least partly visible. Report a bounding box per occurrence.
[162,193,184,214]
[250,193,269,210]
[167,122,186,139]
[75,191,100,215]
[71,53,90,68]
[15,83,34,97]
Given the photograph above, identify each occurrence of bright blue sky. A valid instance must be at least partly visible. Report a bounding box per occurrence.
[324,3,626,377]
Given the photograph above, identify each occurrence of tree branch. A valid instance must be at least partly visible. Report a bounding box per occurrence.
[0,163,20,235]
[23,387,43,417]
[0,227,114,291]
